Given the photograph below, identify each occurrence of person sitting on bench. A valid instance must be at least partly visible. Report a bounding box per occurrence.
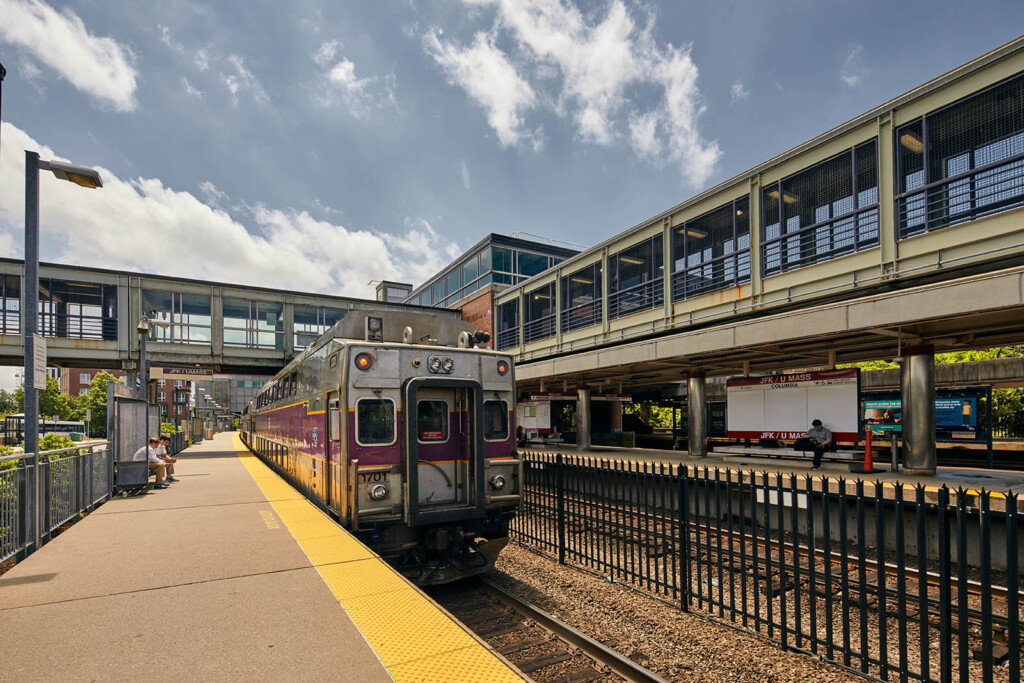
[157,434,179,483]
[794,419,833,471]
[133,437,169,489]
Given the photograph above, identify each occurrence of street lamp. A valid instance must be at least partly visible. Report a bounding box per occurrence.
[24,150,102,548]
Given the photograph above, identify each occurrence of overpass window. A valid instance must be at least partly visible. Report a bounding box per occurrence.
[898,73,1024,238]
[524,282,556,343]
[497,299,519,350]
[672,197,750,301]
[561,262,602,331]
[294,305,345,349]
[223,298,284,350]
[762,140,879,276]
[38,279,118,340]
[142,290,212,344]
[431,280,445,306]
[492,247,514,285]
[609,236,664,319]
[0,275,19,335]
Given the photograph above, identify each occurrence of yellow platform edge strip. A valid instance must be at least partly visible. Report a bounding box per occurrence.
[231,434,524,683]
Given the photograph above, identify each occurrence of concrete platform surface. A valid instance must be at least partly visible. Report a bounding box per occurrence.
[0,432,523,682]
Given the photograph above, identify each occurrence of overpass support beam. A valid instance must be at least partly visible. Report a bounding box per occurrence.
[687,372,707,457]
[901,345,936,475]
[576,387,591,451]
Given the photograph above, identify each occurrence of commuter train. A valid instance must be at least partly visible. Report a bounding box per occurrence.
[240,309,520,585]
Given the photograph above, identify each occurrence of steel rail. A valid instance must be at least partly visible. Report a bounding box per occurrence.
[478,576,670,683]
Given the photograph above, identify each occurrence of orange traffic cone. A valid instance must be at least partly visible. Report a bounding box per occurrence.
[860,427,875,473]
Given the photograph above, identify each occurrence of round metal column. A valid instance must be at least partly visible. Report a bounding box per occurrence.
[576,387,592,451]
[901,345,936,475]
[687,372,707,457]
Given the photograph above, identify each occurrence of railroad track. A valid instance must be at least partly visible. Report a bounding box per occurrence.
[427,577,667,683]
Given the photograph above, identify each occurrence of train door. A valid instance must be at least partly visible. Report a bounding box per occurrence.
[326,391,341,513]
[404,378,485,526]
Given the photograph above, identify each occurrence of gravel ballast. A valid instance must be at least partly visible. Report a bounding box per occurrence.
[492,544,863,683]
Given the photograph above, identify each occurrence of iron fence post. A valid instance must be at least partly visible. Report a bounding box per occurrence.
[678,464,690,611]
[556,453,565,565]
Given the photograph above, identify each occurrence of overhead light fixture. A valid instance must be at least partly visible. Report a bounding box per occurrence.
[569,277,593,285]
[766,189,799,204]
[900,131,924,154]
[533,293,551,300]
[679,227,707,239]
[38,160,103,189]
[736,209,744,216]
[619,256,645,265]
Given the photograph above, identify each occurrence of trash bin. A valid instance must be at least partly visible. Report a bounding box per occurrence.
[70,432,84,442]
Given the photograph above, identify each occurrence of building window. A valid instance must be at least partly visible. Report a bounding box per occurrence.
[497,299,519,350]
[762,140,879,276]
[898,73,1024,238]
[517,251,549,278]
[142,290,212,344]
[157,379,166,389]
[673,197,751,300]
[223,298,284,349]
[80,372,91,384]
[294,305,346,349]
[37,279,117,340]
[561,262,602,332]
[79,388,89,395]
[157,391,166,402]
[609,236,664,319]
[523,283,556,343]
[0,275,20,335]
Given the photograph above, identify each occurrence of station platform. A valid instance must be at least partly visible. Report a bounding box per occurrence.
[0,433,524,682]
[521,444,1024,497]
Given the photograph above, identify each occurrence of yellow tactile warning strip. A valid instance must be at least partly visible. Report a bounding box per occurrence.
[232,435,525,683]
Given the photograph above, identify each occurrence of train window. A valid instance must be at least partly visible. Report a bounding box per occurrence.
[356,398,396,445]
[329,353,338,368]
[417,401,449,442]
[483,400,509,441]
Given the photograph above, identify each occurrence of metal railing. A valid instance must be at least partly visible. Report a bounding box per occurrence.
[898,151,1024,238]
[497,326,520,351]
[672,251,751,301]
[762,203,880,276]
[561,300,601,332]
[512,453,1022,683]
[608,277,664,320]
[0,442,112,563]
[523,312,556,344]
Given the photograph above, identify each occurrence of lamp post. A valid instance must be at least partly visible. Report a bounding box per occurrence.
[137,316,151,400]
[24,151,102,548]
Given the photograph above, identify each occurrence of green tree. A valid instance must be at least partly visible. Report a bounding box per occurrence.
[13,376,72,420]
[80,372,123,437]
[0,388,17,417]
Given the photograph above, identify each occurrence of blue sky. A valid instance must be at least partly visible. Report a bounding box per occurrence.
[1,0,1022,299]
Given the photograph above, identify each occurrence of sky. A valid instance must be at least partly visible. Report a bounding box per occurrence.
[0,1,1022,297]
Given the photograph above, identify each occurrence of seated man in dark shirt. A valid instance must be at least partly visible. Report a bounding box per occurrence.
[793,419,833,471]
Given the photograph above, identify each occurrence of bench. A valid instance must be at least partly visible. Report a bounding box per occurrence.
[712,445,879,472]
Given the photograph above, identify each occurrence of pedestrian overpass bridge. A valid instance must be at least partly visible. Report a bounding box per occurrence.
[493,37,1024,474]
[0,258,451,379]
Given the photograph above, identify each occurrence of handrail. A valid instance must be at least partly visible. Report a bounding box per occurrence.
[0,441,110,465]
[760,201,880,247]
[894,149,1024,199]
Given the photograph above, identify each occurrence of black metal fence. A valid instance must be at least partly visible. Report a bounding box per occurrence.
[511,453,1023,683]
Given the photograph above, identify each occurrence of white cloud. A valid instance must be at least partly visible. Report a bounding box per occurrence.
[181,76,203,98]
[0,0,137,111]
[222,54,269,105]
[0,122,460,297]
[841,43,867,87]
[425,0,719,186]
[158,24,184,53]
[312,42,394,117]
[424,31,537,147]
[730,80,748,104]
[194,48,210,71]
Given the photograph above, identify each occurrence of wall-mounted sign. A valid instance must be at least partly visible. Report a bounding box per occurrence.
[151,367,213,381]
[33,334,47,389]
[727,369,860,441]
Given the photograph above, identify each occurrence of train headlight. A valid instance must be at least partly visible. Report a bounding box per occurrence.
[369,484,389,500]
[489,475,506,491]
[428,355,453,374]
[355,352,374,371]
